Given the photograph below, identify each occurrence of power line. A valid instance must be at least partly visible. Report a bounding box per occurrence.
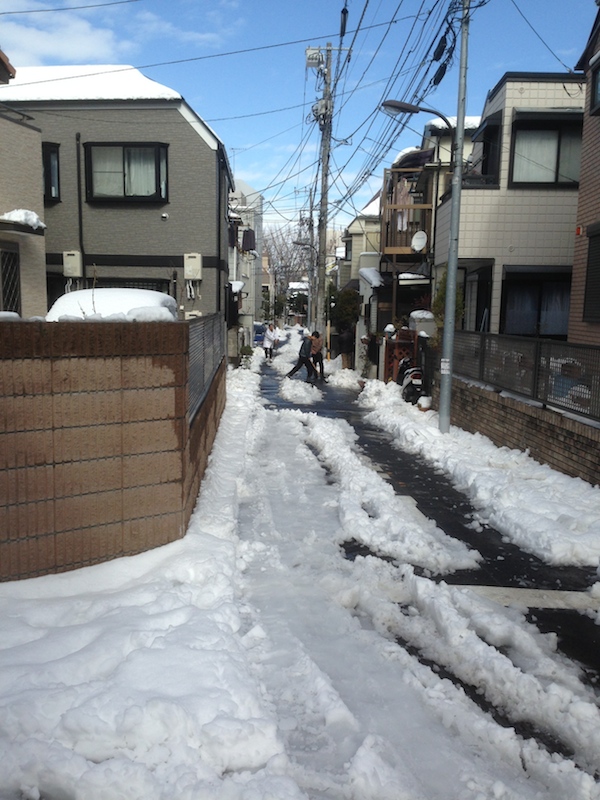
[507,0,573,73]
[0,0,141,15]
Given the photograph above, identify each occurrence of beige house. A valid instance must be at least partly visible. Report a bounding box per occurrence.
[436,72,585,336]
[0,65,233,319]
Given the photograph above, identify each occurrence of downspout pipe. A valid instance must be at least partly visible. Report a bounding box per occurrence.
[76,133,87,282]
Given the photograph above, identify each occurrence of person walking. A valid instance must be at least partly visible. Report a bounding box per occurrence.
[262,323,279,362]
[286,329,318,382]
[338,326,354,369]
[310,330,325,381]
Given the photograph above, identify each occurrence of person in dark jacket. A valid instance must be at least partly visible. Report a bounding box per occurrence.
[310,330,325,380]
[338,326,354,369]
[286,329,318,382]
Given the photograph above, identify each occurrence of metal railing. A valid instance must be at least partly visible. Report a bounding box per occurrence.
[453,331,600,421]
[188,314,226,423]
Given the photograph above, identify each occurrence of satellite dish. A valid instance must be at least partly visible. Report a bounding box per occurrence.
[411,230,428,252]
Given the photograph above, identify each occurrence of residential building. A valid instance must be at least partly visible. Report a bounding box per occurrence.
[229,179,264,344]
[437,72,585,336]
[0,65,233,318]
[0,52,47,317]
[570,9,600,345]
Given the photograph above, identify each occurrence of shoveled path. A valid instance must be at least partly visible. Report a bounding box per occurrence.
[259,365,600,681]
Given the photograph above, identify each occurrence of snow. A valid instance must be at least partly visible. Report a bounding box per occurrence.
[0,65,181,102]
[46,288,178,322]
[358,267,384,287]
[0,209,45,229]
[1,326,600,799]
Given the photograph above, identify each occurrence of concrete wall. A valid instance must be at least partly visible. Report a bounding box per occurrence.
[0,321,226,581]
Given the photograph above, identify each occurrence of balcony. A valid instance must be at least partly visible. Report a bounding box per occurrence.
[381,166,433,262]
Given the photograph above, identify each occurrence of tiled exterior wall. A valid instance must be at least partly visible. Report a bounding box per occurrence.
[569,34,600,345]
[0,321,226,581]
[433,377,599,486]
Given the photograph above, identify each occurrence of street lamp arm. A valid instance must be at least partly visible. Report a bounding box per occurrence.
[381,99,453,133]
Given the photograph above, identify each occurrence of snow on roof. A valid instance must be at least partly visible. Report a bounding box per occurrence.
[230,281,245,293]
[359,267,383,287]
[425,115,481,131]
[392,145,420,164]
[360,193,380,217]
[0,65,182,102]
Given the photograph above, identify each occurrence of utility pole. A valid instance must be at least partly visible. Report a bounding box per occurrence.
[316,42,332,333]
[306,41,333,333]
[438,0,470,433]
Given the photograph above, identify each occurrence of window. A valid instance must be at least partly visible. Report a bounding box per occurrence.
[85,143,168,201]
[0,245,21,314]
[510,124,581,186]
[583,228,600,322]
[42,142,60,202]
[591,64,600,116]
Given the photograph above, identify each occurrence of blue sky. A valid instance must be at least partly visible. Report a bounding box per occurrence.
[2,0,598,232]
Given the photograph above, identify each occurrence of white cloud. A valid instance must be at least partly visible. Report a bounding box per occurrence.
[2,17,129,66]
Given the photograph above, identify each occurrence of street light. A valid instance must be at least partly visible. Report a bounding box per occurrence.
[381,101,454,163]
[380,4,469,433]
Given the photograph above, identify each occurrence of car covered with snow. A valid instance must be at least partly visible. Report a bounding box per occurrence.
[46,288,178,322]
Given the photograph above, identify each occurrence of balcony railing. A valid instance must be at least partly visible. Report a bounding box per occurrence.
[381,166,433,256]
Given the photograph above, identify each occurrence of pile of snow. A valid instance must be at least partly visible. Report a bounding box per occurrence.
[0,209,46,229]
[46,288,178,322]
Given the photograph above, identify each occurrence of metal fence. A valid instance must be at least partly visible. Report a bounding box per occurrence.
[453,331,600,421]
[188,314,226,423]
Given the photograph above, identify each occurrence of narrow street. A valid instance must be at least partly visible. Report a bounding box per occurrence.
[247,359,600,793]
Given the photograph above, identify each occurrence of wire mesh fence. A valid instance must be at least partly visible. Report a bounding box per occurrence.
[453,331,600,421]
[188,314,225,423]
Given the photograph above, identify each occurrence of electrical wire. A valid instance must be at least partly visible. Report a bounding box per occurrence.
[507,0,574,73]
[0,0,141,14]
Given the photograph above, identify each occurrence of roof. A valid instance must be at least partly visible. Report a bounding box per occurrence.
[0,50,16,85]
[576,9,600,71]
[0,65,181,102]
[424,115,481,132]
[486,72,584,105]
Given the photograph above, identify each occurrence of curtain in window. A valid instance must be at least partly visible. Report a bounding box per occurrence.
[558,129,581,183]
[504,284,538,334]
[92,146,124,196]
[125,147,155,196]
[539,282,569,336]
[513,130,558,182]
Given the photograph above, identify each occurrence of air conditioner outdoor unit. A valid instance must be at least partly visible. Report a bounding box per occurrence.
[63,250,83,278]
[184,252,202,280]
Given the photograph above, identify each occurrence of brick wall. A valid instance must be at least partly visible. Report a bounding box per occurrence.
[434,377,599,486]
[0,321,226,581]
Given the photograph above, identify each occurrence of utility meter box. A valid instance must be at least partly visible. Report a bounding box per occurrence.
[184,252,202,280]
[63,250,83,278]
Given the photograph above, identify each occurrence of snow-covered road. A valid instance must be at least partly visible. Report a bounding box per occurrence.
[1,328,600,800]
